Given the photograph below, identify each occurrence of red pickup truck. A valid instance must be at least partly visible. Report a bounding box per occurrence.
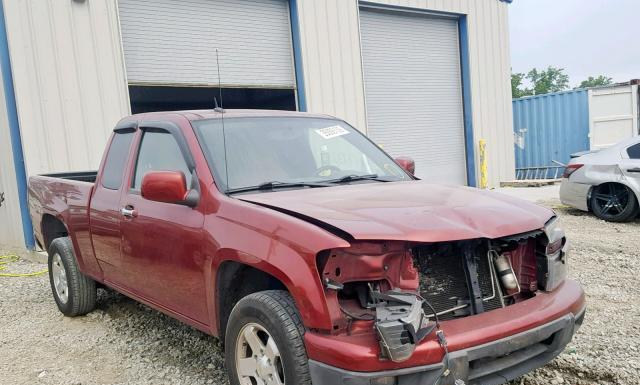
[29,110,585,385]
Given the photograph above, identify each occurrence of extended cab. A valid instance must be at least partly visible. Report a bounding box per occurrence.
[29,110,585,385]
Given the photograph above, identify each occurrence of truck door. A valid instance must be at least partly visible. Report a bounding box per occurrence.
[118,123,208,324]
[90,125,136,281]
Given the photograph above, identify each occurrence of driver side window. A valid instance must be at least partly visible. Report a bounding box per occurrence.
[132,130,192,190]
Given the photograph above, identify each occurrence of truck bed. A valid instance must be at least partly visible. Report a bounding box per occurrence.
[39,171,97,183]
[28,172,96,251]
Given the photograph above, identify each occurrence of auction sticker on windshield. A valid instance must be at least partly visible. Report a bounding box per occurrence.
[315,125,350,139]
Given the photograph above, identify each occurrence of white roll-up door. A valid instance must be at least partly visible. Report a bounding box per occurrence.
[360,8,467,184]
[118,0,295,88]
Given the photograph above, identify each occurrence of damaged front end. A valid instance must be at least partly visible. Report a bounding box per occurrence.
[372,290,434,362]
[316,217,568,363]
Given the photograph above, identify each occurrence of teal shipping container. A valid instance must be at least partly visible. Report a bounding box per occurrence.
[512,89,590,170]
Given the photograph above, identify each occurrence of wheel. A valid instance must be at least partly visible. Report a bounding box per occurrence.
[590,183,639,222]
[225,290,311,385]
[48,237,97,316]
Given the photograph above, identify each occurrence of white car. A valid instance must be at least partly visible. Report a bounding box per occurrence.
[560,137,640,222]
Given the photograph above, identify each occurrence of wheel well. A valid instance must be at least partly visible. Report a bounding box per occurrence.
[590,182,640,208]
[216,261,287,339]
[41,214,68,251]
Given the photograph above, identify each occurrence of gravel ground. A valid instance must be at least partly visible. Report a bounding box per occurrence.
[1,199,638,385]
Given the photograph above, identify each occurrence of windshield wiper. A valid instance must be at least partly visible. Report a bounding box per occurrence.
[226,181,332,194]
[326,174,389,184]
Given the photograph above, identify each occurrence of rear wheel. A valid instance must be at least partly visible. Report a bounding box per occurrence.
[590,183,639,222]
[48,237,97,316]
[225,290,311,385]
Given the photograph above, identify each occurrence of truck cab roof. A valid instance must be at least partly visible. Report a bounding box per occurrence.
[126,109,335,123]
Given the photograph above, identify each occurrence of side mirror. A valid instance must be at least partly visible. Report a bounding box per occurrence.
[141,171,189,205]
[394,156,415,175]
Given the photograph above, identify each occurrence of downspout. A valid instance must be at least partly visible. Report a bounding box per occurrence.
[289,0,307,112]
[459,15,477,187]
[0,0,35,249]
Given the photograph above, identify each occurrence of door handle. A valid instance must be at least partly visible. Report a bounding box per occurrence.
[121,206,137,218]
[627,168,640,173]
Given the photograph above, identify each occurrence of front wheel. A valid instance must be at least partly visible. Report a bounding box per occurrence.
[225,290,311,385]
[590,183,639,222]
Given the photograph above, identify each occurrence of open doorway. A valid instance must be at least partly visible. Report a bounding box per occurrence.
[129,86,297,114]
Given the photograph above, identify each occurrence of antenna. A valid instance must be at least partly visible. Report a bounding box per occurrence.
[215,48,230,191]
[214,48,224,113]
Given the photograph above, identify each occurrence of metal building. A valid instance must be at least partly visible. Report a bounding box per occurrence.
[1,0,515,249]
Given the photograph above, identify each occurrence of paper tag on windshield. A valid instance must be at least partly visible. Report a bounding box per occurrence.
[315,125,350,139]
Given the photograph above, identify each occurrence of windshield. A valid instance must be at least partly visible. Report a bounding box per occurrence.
[192,117,410,192]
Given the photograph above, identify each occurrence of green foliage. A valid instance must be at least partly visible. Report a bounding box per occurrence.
[527,67,570,95]
[512,66,571,98]
[577,75,613,89]
[511,72,532,98]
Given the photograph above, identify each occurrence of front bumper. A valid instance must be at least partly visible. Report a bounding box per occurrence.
[306,279,586,385]
[309,308,584,385]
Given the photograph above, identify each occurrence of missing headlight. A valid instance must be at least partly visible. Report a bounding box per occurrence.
[537,216,568,291]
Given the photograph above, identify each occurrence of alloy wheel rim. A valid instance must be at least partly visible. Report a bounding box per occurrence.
[51,253,69,304]
[594,184,630,216]
[235,322,285,385]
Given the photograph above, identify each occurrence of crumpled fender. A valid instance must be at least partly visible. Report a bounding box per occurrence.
[204,195,350,334]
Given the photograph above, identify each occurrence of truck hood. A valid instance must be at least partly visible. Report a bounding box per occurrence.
[239,181,554,242]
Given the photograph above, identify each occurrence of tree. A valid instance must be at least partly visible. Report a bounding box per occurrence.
[511,72,532,98]
[511,66,570,98]
[527,66,569,95]
[577,75,613,89]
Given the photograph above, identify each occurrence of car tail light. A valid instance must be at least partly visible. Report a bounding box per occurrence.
[562,164,583,178]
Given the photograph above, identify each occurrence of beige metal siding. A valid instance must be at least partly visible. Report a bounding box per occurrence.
[296,0,367,132]
[3,0,129,176]
[296,0,515,187]
[0,79,24,247]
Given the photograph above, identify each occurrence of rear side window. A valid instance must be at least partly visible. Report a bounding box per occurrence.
[132,130,192,190]
[627,143,640,159]
[101,131,134,190]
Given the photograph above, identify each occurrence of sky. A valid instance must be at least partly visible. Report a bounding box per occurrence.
[509,0,640,87]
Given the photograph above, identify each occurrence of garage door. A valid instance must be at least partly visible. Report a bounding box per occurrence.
[360,8,467,184]
[118,0,295,88]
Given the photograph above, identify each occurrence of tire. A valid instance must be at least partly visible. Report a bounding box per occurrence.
[48,237,97,316]
[225,290,311,385]
[590,183,639,222]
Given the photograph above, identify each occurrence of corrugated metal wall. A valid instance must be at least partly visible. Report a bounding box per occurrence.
[296,0,367,131]
[0,70,24,247]
[296,0,515,187]
[589,84,639,149]
[3,0,130,176]
[512,90,590,168]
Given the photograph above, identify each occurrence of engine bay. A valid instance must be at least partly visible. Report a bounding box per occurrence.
[317,225,566,362]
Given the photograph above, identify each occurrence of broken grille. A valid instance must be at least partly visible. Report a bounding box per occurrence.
[414,241,503,320]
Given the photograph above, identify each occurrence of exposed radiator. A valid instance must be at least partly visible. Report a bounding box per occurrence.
[414,241,503,320]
